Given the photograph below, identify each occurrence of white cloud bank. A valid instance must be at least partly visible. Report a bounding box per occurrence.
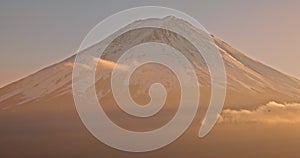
[219,101,300,124]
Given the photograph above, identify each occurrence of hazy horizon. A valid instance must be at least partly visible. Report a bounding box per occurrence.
[1,5,300,157]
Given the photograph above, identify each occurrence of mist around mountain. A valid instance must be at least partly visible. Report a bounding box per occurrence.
[1,17,300,158]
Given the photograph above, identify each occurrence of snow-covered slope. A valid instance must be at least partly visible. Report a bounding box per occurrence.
[0,16,300,110]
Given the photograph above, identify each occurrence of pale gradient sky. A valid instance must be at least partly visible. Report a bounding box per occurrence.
[0,0,299,87]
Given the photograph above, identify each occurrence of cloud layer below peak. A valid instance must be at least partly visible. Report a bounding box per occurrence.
[219,101,300,124]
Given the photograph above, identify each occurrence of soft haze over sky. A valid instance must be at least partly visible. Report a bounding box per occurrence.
[0,0,299,87]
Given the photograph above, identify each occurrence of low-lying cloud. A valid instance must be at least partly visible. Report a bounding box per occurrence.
[219,101,300,124]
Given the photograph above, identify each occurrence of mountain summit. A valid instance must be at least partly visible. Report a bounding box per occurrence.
[0,16,300,158]
[0,17,299,110]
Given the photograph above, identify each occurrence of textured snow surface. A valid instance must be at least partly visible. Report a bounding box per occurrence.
[1,16,300,108]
